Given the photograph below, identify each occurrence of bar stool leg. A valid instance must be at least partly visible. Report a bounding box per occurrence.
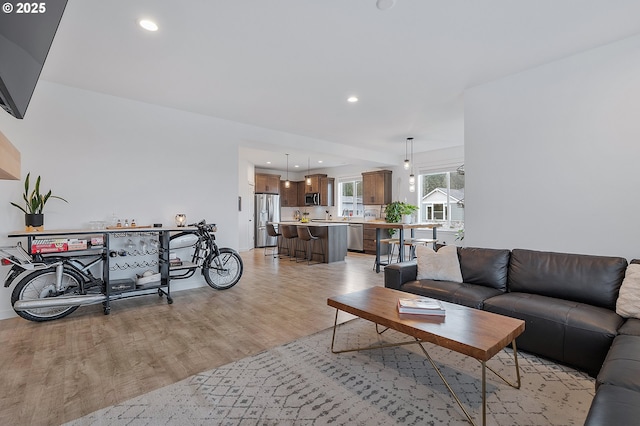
[294,238,306,262]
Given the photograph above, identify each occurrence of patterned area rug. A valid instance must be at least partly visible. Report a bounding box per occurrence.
[66,318,595,425]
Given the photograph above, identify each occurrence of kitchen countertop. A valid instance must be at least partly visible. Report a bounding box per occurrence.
[273,221,348,227]
[310,219,385,224]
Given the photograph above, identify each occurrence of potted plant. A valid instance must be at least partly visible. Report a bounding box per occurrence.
[10,172,68,230]
[385,201,419,227]
[384,201,404,224]
[400,203,418,224]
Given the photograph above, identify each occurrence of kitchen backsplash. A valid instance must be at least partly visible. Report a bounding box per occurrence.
[281,205,385,220]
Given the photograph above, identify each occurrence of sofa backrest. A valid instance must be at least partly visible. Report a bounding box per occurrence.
[509,249,628,310]
[458,247,511,291]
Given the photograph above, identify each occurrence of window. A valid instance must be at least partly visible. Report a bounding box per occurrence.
[419,170,464,228]
[338,178,363,216]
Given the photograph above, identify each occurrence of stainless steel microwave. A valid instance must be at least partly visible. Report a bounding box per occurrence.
[305,192,321,206]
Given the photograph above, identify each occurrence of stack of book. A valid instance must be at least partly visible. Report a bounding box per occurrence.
[397,297,446,316]
[169,252,183,267]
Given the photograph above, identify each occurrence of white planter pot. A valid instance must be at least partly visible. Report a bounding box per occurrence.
[402,214,412,224]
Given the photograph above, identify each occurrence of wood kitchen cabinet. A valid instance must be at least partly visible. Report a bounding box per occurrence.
[255,173,281,194]
[297,181,306,206]
[304,174,326,193]
[280,180,300,207]
[362,170,392,205]
[320,176,334,206]
[363,224,389,255]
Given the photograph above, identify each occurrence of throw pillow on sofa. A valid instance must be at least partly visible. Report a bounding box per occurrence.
[415,244,463,283]
[617,264,640,319]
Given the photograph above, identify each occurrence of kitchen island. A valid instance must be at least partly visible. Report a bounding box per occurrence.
[273,221,348,263]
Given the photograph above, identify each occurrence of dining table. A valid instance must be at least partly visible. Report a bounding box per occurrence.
[367,222,442,273]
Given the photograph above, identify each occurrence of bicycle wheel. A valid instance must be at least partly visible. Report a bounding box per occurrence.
[11,267,82,322]
[203,248,243,290]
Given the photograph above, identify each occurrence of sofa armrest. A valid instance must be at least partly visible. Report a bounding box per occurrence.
[384,261,417,290]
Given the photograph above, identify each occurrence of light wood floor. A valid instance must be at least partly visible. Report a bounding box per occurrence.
[0,250,384,425]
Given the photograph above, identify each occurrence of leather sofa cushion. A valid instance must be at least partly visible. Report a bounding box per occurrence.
[458,247,510,291]
[384,261,417,290]
[401,279,503,309]
[597,335,640,392]
[584,384,640,426]
[484,292,623,377]
[508,249,627,310]
[618,318,640,336]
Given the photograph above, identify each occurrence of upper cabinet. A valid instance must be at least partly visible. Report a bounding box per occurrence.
[280,180,299,207]
[304,173,325,193]
[297,181,306,206]
[279,175,334,207]
[320,176,334,207]
[362,170,392,205]
[255,173,281,194]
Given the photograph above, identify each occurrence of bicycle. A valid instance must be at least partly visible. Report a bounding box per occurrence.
[1,220,243,322]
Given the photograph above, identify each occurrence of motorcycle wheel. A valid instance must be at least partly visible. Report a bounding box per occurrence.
[11,267,82,322]
[203,248,243,290]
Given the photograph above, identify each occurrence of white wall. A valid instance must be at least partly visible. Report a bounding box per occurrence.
[0,82,247,318]
[238,158,255,251]
[465,35,640,260]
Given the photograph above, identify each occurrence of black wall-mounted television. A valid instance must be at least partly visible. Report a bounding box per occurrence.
[0,0,68,119]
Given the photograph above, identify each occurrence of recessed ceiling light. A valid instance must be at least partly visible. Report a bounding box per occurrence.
[139,19,158,32]
[318,160,323,164]
[266,161,272,165]
[294,165,300,168]
[376,0,396,11]
[347,96,359,103]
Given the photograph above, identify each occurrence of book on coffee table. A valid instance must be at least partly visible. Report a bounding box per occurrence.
[397,297,446,316]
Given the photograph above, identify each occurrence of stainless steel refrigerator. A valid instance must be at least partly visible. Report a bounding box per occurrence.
[255,193,280,247]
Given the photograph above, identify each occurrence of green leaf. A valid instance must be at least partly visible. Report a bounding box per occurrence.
[9,202,27,215]
[34,175,41,196]
[24,172,30,195]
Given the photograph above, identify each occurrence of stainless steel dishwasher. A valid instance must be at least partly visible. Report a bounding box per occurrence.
[347,223,364,252]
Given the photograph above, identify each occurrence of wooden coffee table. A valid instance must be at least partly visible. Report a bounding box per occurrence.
[327,286,525,426]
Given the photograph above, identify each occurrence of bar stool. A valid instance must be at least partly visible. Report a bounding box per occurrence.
[408,238,438,254]
[383,238,420,263]
[264,223,282,258]
[296,226,325,265]
[373,238,397,270]
[280,225,299,261]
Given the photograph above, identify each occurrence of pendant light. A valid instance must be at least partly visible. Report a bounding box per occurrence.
[403,138,411,170]
[285,153,290,188]
[306,157,311,185]
[408,138,416,193]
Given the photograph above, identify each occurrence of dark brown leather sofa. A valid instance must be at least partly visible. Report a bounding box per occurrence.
[384,247,639,424]
[583,260,640,425]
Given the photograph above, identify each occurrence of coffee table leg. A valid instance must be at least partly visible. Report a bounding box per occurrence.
[482,361,486,426]
[483,340,521,389]
[330,311,430,354]
[330,309,339,353]
[415,340,478,426]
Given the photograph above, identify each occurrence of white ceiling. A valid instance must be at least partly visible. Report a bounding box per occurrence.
[40,0,640,172]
